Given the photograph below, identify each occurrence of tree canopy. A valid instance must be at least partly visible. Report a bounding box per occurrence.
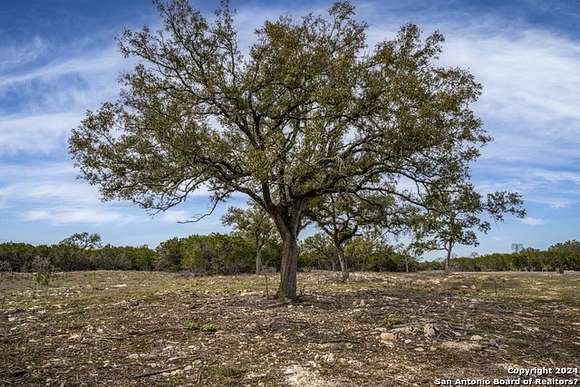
[59,232,103,250]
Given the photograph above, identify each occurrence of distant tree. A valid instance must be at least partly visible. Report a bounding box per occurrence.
[155,237,183,271]
[305,193,398,281]
[301,233,337,271]
[548,240,580,273]
[222,202,276,274]
[396,243,418,273]
[59,232,102,250]
[70,0,496,300]
[413,187,525,271]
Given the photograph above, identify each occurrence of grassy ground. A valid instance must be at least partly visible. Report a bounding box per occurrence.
[1,270,579,386]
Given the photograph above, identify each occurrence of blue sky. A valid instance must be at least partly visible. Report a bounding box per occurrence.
[1,0,579,257]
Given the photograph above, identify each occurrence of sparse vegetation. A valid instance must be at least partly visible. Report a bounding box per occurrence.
[1,270,578,385]
[384,317,404,328]
[183,321,218,332]
[31,256,52,286]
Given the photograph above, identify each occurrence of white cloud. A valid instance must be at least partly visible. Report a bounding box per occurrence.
[0,36,46,72]
[21,208,130,224]
[0,112,82,154]
[0,45,122,89]
[520,217,546,225]
[160,210,193,223]
[0,162,74,178]
[0,41,127,155]
[438,28,580,165]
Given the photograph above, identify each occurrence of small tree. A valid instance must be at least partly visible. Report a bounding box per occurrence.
[59,232,102,250]
[414,186,525,272]
[32,256,53,286]
[305,193,397,281]
[221,202,276,274]
[0,260,12,283]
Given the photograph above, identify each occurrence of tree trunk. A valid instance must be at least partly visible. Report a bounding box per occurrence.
[405,255,409,273]
[269,202,305,302]
[255,245,262,275]
[337,246,349,282]
[445,244,453,272]
[277,232,298,301]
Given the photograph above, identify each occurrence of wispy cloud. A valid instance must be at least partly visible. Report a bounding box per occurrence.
[438,28,580,167]
[0,40,127,154]
[21,208,132,225]
[520,217,546,226]
[0,162,74,178]
[0,36,46,73]
[160,210,191,223]
[0,112,81,154]
[0,45,122,89]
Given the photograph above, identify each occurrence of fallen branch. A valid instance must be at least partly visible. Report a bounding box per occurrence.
[131,365,186,379]
[95,335,126,340]
[317,338,360,344]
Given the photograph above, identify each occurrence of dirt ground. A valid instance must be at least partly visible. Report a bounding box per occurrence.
[1,270,579,386]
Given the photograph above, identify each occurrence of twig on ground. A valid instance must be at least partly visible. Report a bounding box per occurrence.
[131,365,186,379]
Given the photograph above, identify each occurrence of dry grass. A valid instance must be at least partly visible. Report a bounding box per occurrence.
[1,270,578,386]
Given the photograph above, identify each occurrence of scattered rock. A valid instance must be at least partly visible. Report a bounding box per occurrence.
[380,332,396,343]
[423,323,436,337]
[321,353,336,363]
[441,341,482,351]
[470,335,483,341]
[284,365,334,387]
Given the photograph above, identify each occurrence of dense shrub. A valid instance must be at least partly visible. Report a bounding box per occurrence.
[0,242,155,272]
[156,233,281,274]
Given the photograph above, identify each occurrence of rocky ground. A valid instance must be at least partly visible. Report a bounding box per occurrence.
[1,270,579,386]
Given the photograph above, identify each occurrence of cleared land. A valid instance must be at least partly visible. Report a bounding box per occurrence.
[1,270,579,386]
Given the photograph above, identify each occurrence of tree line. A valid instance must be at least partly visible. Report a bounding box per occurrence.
[1,231,578,274]
[445,241,580,272]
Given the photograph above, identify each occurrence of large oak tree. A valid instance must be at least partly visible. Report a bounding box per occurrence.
[70,0,492,300]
